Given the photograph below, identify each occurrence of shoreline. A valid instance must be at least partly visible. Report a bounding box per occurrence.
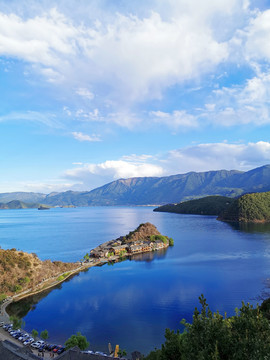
[1,252,149,320]
[1,260,96,320]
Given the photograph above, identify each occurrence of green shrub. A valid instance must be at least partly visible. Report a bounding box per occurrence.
[65,332,89,350]
[145,295,270,360]
[150,235,168,244]
[0,293,6,302]
[57,272,70,282]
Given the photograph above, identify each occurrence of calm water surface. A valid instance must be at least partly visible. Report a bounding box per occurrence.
[2,207,270,354]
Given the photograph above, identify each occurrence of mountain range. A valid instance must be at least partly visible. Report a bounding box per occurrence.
[2,164,270,206]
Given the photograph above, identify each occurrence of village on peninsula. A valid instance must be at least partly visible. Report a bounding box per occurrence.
[87,222,174,264]
[0,223,173,303]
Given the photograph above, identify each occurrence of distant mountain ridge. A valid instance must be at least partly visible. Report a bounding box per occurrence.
[1,164,270,206]
[0,200,41,209]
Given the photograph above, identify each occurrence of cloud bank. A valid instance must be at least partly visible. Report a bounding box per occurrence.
[63,141,270,190]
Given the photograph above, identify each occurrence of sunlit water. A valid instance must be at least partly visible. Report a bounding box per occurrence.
[2,207,270,355]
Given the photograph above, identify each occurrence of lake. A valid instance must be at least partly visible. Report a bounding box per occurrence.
[3,206,270,355]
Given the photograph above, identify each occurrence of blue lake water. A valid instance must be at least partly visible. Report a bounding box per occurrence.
[2,207,270,355]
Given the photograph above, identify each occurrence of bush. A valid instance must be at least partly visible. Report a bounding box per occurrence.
[150,235,168,244]
[65,332,89,350]
[145,295,270,360]
[40,329,49,340]
[0,293,6,302]
[32,329,38,339]
[10,316,25,330]
[57,272,70,282]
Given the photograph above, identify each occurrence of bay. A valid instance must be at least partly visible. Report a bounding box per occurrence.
[2,206,270,355]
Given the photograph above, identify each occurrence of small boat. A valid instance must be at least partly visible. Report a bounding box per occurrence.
[38,205,50,210]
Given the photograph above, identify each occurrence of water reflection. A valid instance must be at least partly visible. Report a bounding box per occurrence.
[227,221,270,234]
[7,272,80,319]
[7,287,60,319]
[2,208,270,354]
[7,249,167,320]
[129,248,168,262]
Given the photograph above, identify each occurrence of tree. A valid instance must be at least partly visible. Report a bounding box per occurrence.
[40,329,49,341]
[31,329,38,340]
[145,295,270,360]
[83,253,90,262]
[65,332,89,350]
[9,315,25,330]
[118,348,127,358]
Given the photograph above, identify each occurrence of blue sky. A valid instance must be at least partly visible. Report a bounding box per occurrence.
[1,0,270,193]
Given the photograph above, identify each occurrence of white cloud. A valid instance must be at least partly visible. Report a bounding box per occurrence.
[62,142,270,190]
[76,88,94,100]
[0,180,77,194]
[64,159,164,189]
[164,141,270,173]
[75,108,100,121]
[0,4,229,108]
[203,70,270,126]
[242,9,270,62]
[0,9,77,67]
[0,111,62,128]
[5,141,268,193]
[121,154,154,162]
[150,110,198,129]
[73,108,141,129]
[72,132,101,142]
[2,1,270,131]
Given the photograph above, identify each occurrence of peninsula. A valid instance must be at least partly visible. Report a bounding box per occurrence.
[0,223,173,313]
[88,222,173,261]
[154,191,270,224]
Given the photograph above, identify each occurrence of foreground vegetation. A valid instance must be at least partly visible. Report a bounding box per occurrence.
[145,295,270,360]
[218,191,270,223]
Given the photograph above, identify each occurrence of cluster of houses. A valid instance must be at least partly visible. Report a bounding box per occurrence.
[90,236,169,260]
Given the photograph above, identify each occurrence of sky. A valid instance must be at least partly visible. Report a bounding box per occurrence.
[1,0,270,193]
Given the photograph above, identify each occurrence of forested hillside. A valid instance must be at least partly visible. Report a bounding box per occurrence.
[154,196,234,215]
[218,191,270,222]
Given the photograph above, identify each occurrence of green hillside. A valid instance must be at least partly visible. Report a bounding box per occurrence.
[154,196,234,215]
[218,191,270,222]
